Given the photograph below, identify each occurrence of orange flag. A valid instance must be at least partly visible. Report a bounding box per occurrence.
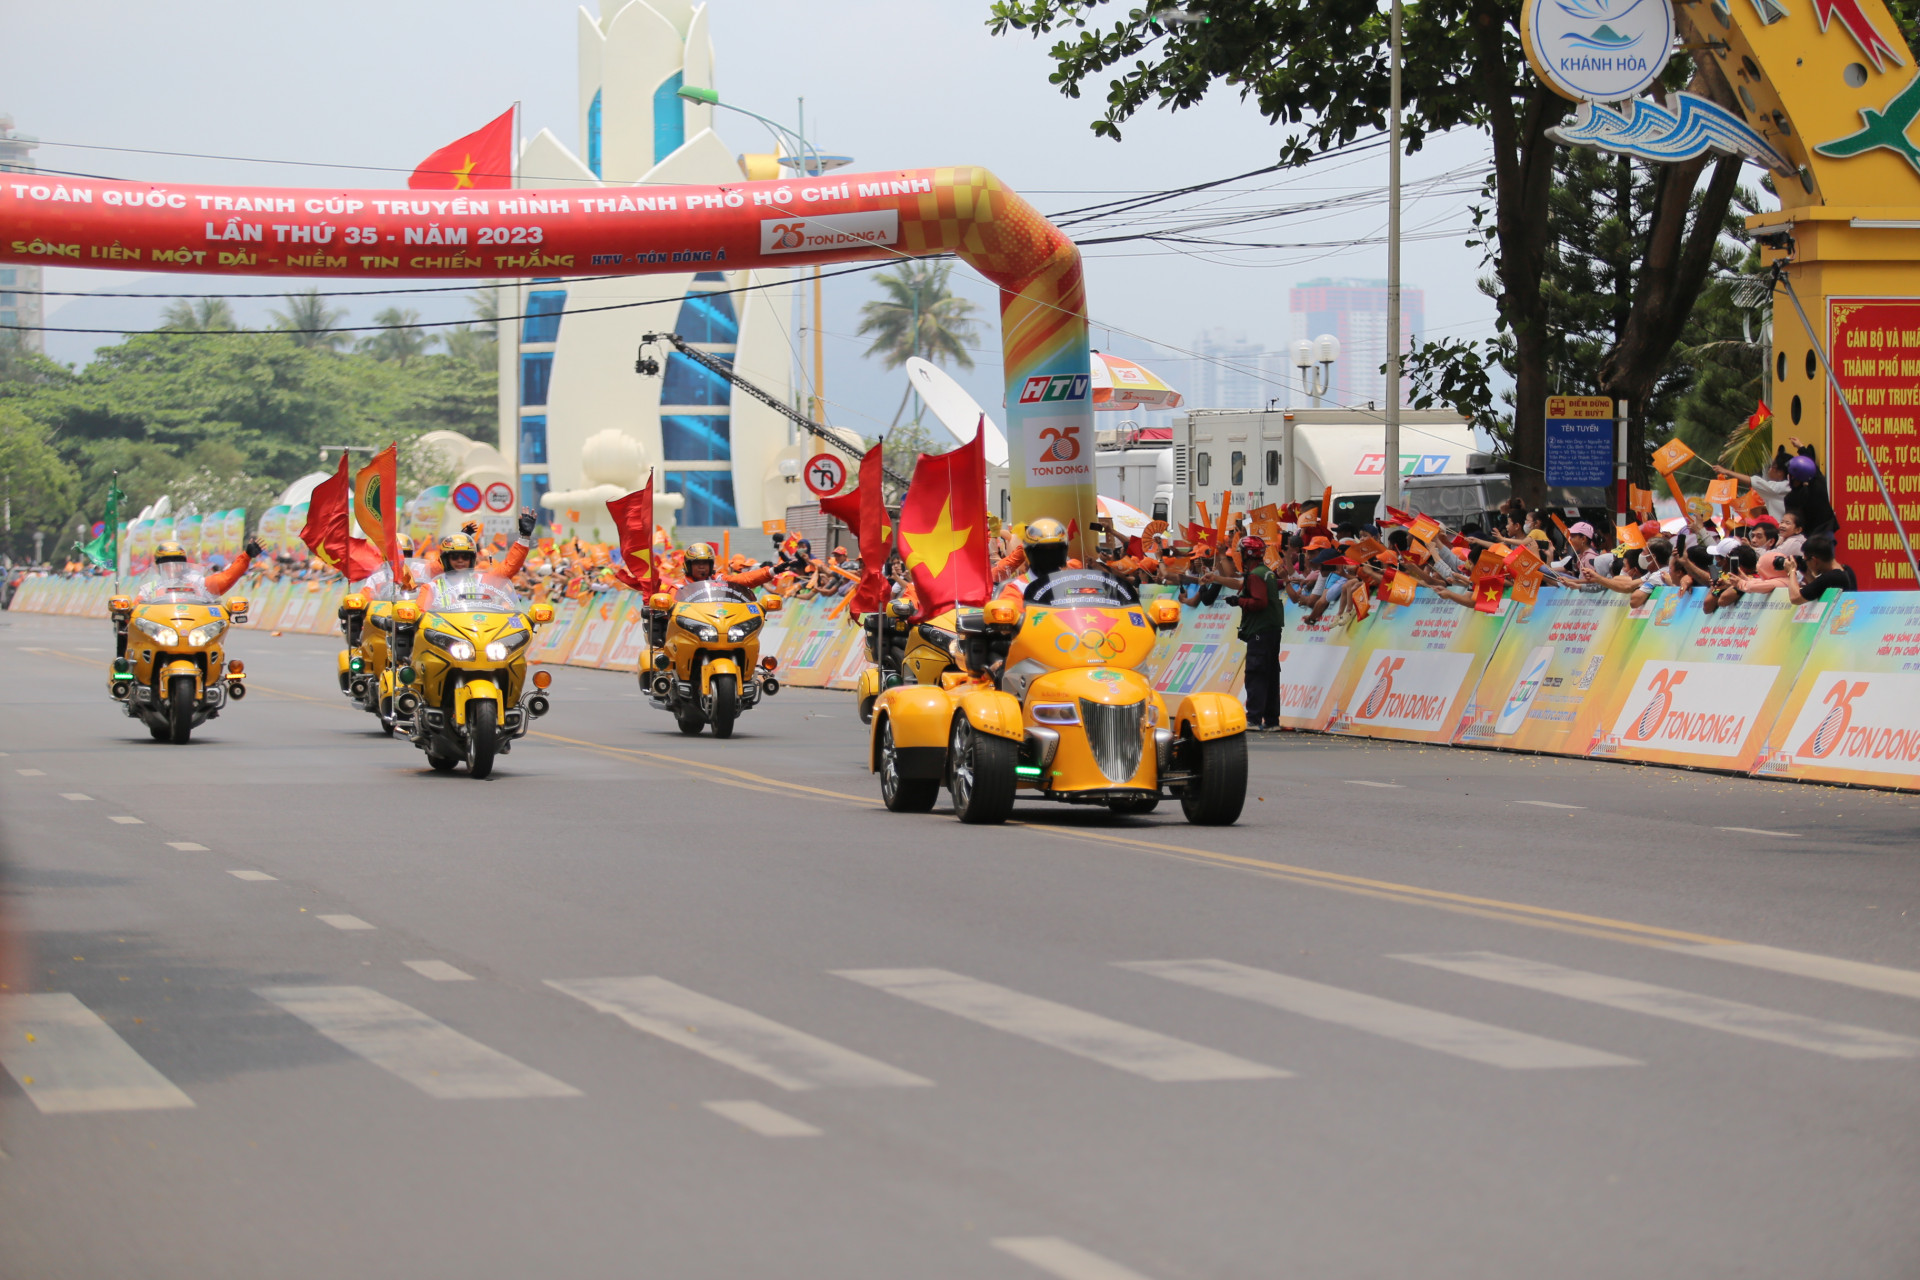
[897,428,990,621]
[1706,475,1739,506]
[409,107,515,190]
[1386,570,1417,606]
[819,442,892,617]
[352,444,399,576]
[1616,521,1647,550]
[1651,437,1695,475]
[606,473,658,594]
[300,452,382,581]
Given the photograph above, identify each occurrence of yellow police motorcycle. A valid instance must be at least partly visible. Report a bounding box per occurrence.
[337,558,431,736]
[855,601,974,724]
[389,571,555,778]
[642,579,783,738]
[108,569,251,744]
[867,569,1247,825]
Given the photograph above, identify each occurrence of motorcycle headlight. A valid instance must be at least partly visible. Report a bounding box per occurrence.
[679,617,720,642]
[484,641,511,661]
[726,617,763,642]
[447,640,476,661]
[423,627,464,652]
[134,616,180,647]
[187,619,227,647]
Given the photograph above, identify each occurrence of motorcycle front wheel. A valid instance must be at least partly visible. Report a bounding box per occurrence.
[708,674,739,739]
[467,700,498,779]
[168,674,196,744]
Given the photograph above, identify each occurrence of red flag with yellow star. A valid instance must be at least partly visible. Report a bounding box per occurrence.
[300,452,383,581]
[409,107,515,190]
[819,443,892,617]
[896,428,989,622]
[607,474,659,595]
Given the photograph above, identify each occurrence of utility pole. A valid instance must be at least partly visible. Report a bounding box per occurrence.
[1382,0,1404,510]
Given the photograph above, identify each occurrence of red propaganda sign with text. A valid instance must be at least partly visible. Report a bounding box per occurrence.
[1829,298,1920,590]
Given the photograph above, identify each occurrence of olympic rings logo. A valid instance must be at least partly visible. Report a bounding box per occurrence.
[1053,628,1128,659]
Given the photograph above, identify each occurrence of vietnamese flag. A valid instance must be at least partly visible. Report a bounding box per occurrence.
[819,443,892,617]
[353,443,399,576]
[1745,399,1773,432]
[301,453,383,580]
[408,107,514,190]
[606,473,658,594]
[896,427,990,622]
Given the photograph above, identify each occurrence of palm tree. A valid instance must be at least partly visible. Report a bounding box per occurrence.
[441,323,496,374]
[857,261,981,429]
[270,288,348,350]
[158,297,239,332]
[358,306,432,364]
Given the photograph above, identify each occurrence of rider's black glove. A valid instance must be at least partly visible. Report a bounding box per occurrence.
[244,538,264,559]
[518,508,538,538]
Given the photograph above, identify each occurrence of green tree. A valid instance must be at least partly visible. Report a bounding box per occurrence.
[858,261,982,430]
[359,307,431,364]
[988,0,1748,501]
[159,297,239,332]
[0,401,79,561]
[270,288,348,351]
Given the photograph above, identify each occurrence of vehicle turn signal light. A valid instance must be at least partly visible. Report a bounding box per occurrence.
[393,602,421,623]
[648,593,674,611]
[1148,599,1182,629]
[761,656,777,671]
[532,669,553,689]
[226,659,244,675]
[225,597,249,617]
[761,595,782,612]
[984,598,1020,627]
[343,594,368,611]
[109,595,133,614]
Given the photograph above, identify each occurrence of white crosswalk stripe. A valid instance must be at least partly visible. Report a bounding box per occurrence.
[546,976,931,1091]
[255,986,581,1100]
[0,993,194,1113]
[702,1099,822,1137]
[1669,943,1920,1002]
[992,1237,1160,1280]
[835,968,1286,1082]
[1394,952,1920,1060]
[1120,959,1637,1069]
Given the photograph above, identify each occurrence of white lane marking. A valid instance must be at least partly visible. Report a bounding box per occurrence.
[836,968,1285,1082]
[227,870,276,882]
[1715,826,1799,838]
[404,960,474,982]
[59,793,92,802]
[107,816,143,825]
[0,993,194,1114]
[1344,779,1402,788]
[254,986,579,1100]
[1513,800,1583,810]
[547,976,931,1092]
[14,769,44,776]
[1120,959,1636,1070]
[1673,943,1920,1003]
[1395,952,1920,1060]
[702,1099,823,1137]
[317,914,375,931]
[992,1237,1159,1280]
[167,842,208,851]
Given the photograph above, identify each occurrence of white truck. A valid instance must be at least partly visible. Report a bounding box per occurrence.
[987,437,1177,528]
[1172,408,1481,529]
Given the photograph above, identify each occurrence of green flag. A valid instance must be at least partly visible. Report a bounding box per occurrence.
[75,479,125,571]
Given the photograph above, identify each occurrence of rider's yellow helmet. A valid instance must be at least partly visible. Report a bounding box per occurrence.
[684,542,717,565]
[1022,518,1068,549]
[438,532,477,558]
[154,540,188,564]
[397,534,416,557]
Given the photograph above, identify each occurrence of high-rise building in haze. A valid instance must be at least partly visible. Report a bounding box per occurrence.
[0,117,44,353]
[1187,329,1291,410]
[1289,277,1423,408]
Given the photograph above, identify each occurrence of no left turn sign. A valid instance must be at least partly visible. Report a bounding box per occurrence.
[484,481,515,513]
[804,453,847,497]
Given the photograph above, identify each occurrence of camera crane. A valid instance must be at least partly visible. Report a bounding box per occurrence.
[636,333,911,493]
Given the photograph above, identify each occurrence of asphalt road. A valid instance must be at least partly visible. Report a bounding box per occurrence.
[2,610,1917,1280]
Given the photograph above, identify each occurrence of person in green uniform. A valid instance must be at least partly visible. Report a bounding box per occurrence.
[1212,534,1287,730]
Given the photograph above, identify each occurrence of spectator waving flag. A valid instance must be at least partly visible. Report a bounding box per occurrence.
[897,427,990,621]
[409,107,515,190]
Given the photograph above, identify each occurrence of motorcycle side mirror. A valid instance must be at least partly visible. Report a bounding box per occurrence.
[1148,598,1182,630]
[648,593,674,611]
[529,602,555,624]
[760,595,783,613]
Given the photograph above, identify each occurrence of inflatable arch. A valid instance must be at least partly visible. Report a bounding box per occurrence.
[0,166,1096,548]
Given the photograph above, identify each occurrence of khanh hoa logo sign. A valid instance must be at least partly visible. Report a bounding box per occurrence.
[1522,0,1674,103]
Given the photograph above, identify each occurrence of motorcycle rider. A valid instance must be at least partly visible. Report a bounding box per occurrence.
[994,517,1072,602]
[416,510,537,609]
[124,537,262,657]
[683,542,773,590]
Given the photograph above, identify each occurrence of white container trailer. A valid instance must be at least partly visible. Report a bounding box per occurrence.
[987,446,1175,529]
[1173,408,1479,529]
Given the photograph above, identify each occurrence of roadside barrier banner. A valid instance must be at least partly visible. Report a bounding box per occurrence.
[1150,603,1245,697]
[601,604,650,672]
[778,595,861,686]
[569,596,625,668]
[1277,610,1361,731]
[1586,586,1829,772]
[1325,588,1514,743]
[1456,588,1634,753]
[1752,590,1920,789]
[529,599,585,664]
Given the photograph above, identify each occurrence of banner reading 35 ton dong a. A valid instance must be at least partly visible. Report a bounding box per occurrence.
[1325,588,1514,744]
[1753,590,1920,789]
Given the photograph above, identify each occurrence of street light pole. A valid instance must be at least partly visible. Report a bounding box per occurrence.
[1382,0,1404,510]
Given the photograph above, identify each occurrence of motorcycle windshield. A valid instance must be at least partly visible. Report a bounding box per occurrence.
[1023,569,1139,608]
[676,579,756,605]
[134,564,218,605]
[364,560,432,601]
[429,571,526,615]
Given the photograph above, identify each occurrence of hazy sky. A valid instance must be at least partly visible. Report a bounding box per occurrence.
[6,0,1500,437]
